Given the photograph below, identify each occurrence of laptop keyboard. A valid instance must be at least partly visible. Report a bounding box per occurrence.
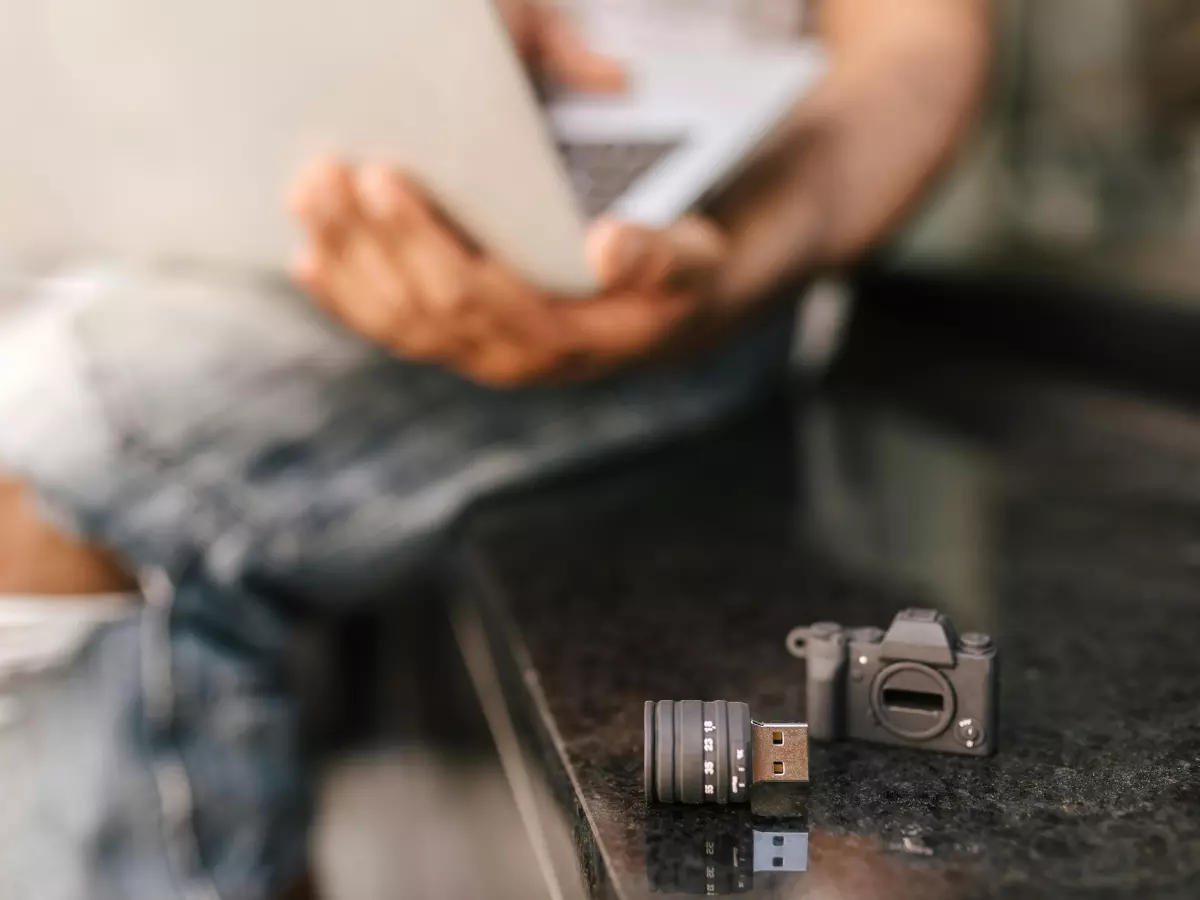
[556,140,681,219]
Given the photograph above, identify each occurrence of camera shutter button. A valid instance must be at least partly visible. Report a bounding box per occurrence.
[959,632,992,652]
[850,627,884,644]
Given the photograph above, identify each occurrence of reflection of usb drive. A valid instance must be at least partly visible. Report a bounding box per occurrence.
[752,829,810,873]
[644,811,810,894]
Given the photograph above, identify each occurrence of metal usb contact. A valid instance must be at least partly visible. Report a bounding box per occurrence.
[751,722,810,786]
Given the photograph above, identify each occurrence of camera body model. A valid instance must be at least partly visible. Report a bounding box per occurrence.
[795,608,998,756]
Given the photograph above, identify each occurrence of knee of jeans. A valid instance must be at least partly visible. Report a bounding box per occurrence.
[72,270,373,460]
[53,273,463,593]
[1,270,377,581]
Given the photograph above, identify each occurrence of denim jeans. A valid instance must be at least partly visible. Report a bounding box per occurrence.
[0,269,792,899]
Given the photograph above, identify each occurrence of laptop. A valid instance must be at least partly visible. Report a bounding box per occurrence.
[0,0,825,295]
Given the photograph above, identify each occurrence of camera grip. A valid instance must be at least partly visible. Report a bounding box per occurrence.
[803,623,847,742]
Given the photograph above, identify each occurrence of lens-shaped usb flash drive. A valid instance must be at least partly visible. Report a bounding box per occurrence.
[644,701,808,805]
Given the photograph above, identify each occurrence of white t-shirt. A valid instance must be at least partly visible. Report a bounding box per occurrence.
[0,595,136,732]
[564,0,807,53]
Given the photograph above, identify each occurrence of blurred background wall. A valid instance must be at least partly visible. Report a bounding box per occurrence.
[899,0,1200,307]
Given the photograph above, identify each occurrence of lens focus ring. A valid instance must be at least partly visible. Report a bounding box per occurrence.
[644,700,753,804]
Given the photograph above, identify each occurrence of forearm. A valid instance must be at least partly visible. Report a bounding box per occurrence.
[711,0,990,306]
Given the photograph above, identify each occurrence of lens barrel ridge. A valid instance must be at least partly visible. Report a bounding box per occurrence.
[644,700,753,804]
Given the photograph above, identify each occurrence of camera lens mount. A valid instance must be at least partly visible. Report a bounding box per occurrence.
[868,662,955,742]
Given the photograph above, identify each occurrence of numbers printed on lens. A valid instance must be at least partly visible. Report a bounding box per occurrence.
[644,700,756,805]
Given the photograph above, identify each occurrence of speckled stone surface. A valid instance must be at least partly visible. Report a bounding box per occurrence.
[461,314,1200,899]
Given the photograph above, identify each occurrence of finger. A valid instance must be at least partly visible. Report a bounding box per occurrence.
[472,261,573,352]
[556,292,695,362]
[424,261,577,386]
[289,250,331,305]
[354,165,483,364]
[534,9,627,93]
[306,219,446,363]
[287,156,357,251]
[289,167,450,363]
[463,339,565,389]
[587,216,727,291]
[356,165,473,254]
[356,165,476,317]
[347,234,457,362]
[587,216,727,292]
[313,237,408,350]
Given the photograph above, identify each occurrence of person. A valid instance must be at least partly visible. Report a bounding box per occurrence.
[0,1,988,898]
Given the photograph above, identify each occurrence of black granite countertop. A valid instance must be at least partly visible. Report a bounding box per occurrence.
[458,309,1200,900]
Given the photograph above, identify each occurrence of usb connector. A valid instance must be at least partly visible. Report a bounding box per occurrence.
[751,722,810,786]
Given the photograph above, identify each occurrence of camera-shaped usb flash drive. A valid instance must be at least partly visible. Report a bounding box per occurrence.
[788,608,998,756]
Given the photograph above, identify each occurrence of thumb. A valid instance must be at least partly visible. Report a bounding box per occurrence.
[532,9,627,93]
[587,217,727,292]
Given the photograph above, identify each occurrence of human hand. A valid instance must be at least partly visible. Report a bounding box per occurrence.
[289,162,729,387]
[288,1,724,387]
[496,0,626,92]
